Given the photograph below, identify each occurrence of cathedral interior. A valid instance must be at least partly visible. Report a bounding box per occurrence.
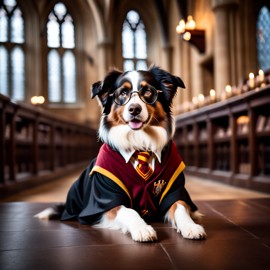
[0,0,270,269]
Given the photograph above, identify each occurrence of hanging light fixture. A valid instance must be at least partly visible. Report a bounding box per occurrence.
[176,15,205,53]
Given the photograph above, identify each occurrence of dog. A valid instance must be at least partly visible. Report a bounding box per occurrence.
[35,66,206,242]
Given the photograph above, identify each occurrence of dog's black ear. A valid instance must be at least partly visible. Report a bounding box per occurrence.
[149,65,185,104]
[91,69,123,113]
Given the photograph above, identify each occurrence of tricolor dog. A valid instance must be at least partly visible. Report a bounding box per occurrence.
[35,66,206,242]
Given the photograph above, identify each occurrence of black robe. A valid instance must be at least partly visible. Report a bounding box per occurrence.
[61,141,198,224]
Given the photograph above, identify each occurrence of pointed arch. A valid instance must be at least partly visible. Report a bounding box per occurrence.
[46,2,76,104]
[122,10,148,71]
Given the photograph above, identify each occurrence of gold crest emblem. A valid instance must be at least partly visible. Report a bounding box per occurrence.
[152,180,166,197]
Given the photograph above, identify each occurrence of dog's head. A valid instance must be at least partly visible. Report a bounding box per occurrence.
[92,66,185,152]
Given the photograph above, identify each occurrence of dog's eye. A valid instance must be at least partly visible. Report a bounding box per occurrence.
[113,87,132,105]
[141,87,154,98]
[119,89,129,97]
[139,85,159,104]
[143,89,153,97]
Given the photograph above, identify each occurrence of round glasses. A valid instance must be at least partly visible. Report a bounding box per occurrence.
[110,84,162,106]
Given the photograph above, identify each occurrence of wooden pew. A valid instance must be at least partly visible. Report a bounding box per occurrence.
[0,94,100,198]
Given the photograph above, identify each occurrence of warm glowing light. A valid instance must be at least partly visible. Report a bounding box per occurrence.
[248,72,255,88]
[38,96,45,104]
[183,31,191,41]
[31,96,38,105]
[237,115,249,125]
[210,89,216,101]
[175,15,206,53]
[176,19,186,34]
[198,94,205,102]
[225,85,232,93]
[192,96,198,105]
[249,73,255,80]
[258,69,265,83]
[176,16,196,34]
[210,89,215,97]
[185,16,196,30]
[31,96,45,105]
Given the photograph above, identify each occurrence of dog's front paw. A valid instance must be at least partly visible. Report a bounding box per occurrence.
[130,224,157,242]
[178,223,206,240]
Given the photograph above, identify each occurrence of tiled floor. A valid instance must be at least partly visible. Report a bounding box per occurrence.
[1,171,270,269]
[0,199,270,270]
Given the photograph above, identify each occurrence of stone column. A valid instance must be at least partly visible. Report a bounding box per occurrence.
[212,0,238,99]
[162,44,173,72]
[97,39,113,77]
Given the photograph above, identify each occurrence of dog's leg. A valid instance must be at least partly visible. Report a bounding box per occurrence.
[166,201,206,239]
[98,205,158,242]
[34,204,65,220]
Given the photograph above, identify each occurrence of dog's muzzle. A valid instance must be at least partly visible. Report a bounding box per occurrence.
[127,103,144,130]
[128,103,142,116]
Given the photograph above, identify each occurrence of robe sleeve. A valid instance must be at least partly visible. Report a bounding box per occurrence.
[158,172,198,218]
[61,159,131,225]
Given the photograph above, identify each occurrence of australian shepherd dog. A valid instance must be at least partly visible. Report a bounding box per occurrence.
[35,66,206,242]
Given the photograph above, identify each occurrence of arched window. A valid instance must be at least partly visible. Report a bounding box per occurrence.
[257,6,270,71]
[47,2,76,104]
[0,0,25,100]
[122,10,147,71]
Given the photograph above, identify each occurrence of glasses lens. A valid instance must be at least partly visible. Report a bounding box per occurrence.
[139,86,158,104]
[114,87,131,105]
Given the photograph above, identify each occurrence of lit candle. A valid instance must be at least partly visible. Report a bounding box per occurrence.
[198,94,205,106]
[192,96,198,108]
[225,85,232,97]
[248,73,255,89]
[210,89,216,102]
[258,69,265,83]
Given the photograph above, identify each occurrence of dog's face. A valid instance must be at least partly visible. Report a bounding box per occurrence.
[92,66,185,152]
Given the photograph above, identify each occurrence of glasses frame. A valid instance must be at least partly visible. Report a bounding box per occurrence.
[110,84,162,106]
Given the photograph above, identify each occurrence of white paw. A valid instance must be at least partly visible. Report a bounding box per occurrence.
[130,224,158,242]
[178,223,206,240]
[34,207,56,220]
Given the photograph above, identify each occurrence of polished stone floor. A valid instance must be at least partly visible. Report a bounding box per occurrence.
[1,171,270,270]
[1,199,270,270]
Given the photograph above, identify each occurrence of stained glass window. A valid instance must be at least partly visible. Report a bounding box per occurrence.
[0,46,8,96]
[11,8,24,43]
[63,51,76,103]
[257,6,270,71]
[0,0,25,100]
[122,10,147,71]
[62,15,75,49]
[11,46,24,100]
[47,14,60,48]
[0,8,8,42]
[48,50,61,102]
[47,2,76,104]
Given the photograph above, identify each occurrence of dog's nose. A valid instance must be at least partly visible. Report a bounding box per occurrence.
[128,103,142,116]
